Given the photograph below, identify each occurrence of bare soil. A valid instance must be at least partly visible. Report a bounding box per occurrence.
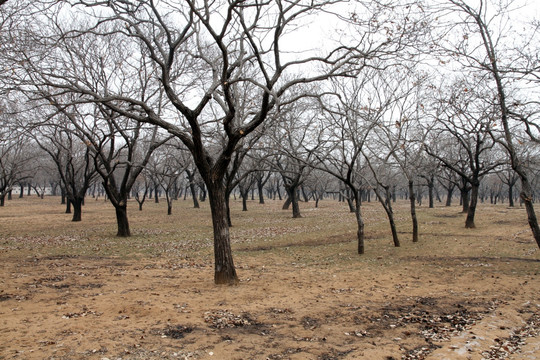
[0,197,539,360]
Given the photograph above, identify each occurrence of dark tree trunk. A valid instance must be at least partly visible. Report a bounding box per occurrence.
[257,181,265,204]
[354,194,365,254]
[409,180,418,242]
[508,183,515,207]
[0,194,5,206]
[428,177,434,208]
[446,186,454,206]
[154,185,159,203]
[7,190,12,200]
[375,187,400,247]
[282,196,291,210]
[19,183,24,198]
[71,197,83,222]
[241,189,248,211]
[225,193,232,227]
[115,205,130,237]
[465,181,479,228]
[285,186,301,218]
[65,199,72,214]
[461,188,470,213]
[190,182,200,208]
[207,183,238,285]
[520,178,540,249]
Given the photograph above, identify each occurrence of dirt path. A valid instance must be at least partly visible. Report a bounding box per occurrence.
[1,253,538,360]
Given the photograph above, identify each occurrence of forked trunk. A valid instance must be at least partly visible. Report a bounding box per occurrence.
[208,183,238,285]
[409,181,418,242]
[287,187,302,218]
[115,204,130,237]
[446,187,453,206]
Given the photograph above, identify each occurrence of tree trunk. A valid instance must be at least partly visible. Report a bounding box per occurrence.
[207,183,238,285]
[409,180,418,242]
[257,180,265,204]
[241,189,248,211]
[508,183,515,207]
[461,188,470,213]
[7,190,12,200]
[154,185,159,203]
[115,204,131,237]
[65,199,72,214]
[0,194,5,206]
[446,186,453,206]
[465,181,479,228]
[285,186,301,218]
[520,178,540,248]
[71,197,83,222]
[282,196,291,210]
[190,182,200,208]
[354,195,365,254]
[428,177,434,208]
[19,183,24,198]
[375,187,400,247]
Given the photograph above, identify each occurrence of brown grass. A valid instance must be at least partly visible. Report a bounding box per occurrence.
[0,196,539,360]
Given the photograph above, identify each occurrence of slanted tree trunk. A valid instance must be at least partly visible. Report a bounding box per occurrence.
[409,180,418,242]
[520,179,540,248]
[374,186,400,247]
[282,196,291,210]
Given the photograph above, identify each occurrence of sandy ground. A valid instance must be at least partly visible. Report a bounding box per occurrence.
[0,199,539,359]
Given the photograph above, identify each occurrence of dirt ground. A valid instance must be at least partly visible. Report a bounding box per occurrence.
[0,197,539,360]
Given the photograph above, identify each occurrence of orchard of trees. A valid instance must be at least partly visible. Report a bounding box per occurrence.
[0,0,539,284]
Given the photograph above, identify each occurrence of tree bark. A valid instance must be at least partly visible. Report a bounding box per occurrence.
[521,181,540,248]
[65,199,72,214]
[71,197,83,222]
[354,195,365,254]
[465,181,479,228]
[115,204,131,237]
[190,182,200,208]
[508,183,515,207]
[409,180,418,242]
[207,183,238,285]
[428,177,434,208]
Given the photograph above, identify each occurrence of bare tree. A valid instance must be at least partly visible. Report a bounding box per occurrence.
[433,0,540,245]
[425,79,504,228]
